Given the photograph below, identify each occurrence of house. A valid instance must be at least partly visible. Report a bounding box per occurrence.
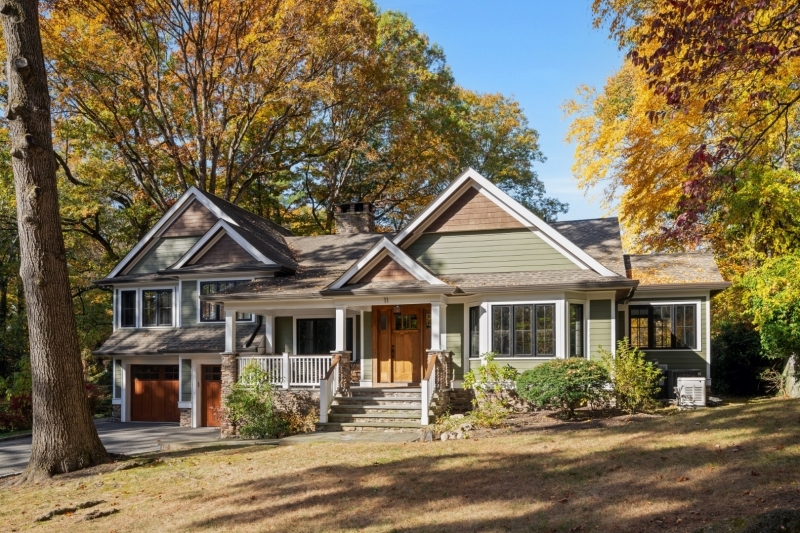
[93,168,729,432]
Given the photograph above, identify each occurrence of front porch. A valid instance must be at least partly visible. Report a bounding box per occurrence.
[220,299,455,433]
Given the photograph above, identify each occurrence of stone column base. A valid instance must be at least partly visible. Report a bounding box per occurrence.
[179,408,192,427]
[111,404,121,423]
[220,352,238,438]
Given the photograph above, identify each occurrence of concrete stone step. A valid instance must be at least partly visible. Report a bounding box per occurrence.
[329,413,421,424]
[315,421,422,433]
[332,404,422,411]
[350,387,421,398]
[333,398,422,406]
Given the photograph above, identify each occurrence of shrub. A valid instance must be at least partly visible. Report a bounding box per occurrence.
[463,352,519,393]
[711,322,768,396]
[0,393,33,431]
[516,358,609,419]
[600,339,663,413]
[224,364,287,439]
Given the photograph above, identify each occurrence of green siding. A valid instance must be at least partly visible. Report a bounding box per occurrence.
[181,280,197,326]
[355,315,361,360]
[362,312,372,381]
[446,304,464,380]
[629,298,709,371]
[589,299,612,360]
[274,316,293,354]
[406,229,579,275]
[129,236,200,275]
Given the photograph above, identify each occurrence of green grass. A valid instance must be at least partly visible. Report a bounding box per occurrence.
[1,398,799,532]
[0,429,31,440]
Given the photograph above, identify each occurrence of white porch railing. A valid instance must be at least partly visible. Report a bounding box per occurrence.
[238,354,333,389]
[420,353,438,425]
[319,354,342,424]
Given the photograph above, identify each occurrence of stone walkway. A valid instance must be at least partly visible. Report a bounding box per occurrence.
[279,431,420,444]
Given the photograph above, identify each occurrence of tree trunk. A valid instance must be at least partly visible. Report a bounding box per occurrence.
[1,0,107,481]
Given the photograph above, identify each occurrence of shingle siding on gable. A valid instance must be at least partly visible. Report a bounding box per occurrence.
[353,256,415,284]
[195,234,255,265]
[162,199,218,237]
[406,229,579,276]
[424,186,524,233]
[128,236,200,275]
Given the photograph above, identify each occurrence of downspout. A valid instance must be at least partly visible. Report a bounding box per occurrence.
[244,315,264,349]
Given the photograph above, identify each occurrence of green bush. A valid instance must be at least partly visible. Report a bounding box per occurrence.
[600,339,663,413]
[463,352,519,393]
[224,364,287,439]
[516,358,609,419]
[711,322,768,396]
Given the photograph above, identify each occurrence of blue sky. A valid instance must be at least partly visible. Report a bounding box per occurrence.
[376,0,624,221]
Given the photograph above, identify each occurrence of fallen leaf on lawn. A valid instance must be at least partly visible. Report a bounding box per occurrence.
[677,477,689,482]
[775,445,785,451]
[751,471,760,476]
[560,498,569,503]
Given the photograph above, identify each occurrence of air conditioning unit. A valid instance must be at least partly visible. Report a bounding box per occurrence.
[667,369,703,399]
[676,377,706,407]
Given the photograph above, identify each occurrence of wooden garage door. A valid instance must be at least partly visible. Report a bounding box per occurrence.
[131,365,180,422]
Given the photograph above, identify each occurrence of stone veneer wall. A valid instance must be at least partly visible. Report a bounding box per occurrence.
[448,388,475,414]
[220,353,238,438]
[179,408,192,427]
[272,389,320,420]
[111,404,121,422]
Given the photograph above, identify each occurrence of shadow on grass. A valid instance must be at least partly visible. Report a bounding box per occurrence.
[180,399,800,533]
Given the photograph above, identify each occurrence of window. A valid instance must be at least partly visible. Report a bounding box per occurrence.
[296,318,353,355]
[142,289,173,327]
[569,303,584,357]
[469,306,481,357]
[199,281,253,322]
[492,304,555,357]
[119,290,136,328]
[628,304,697,349]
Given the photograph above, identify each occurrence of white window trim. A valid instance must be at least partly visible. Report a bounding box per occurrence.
[196,278,256,324]
[625,300,703,352]
[482,300,564,359]
[566,299,588,358]
[139,286,178,329]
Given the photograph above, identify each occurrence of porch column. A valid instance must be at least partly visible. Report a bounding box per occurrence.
[263,315,274,354]
[334,306,347,351]
[430,303,447,351]
[220,309,238,438]
[332,305,351,396]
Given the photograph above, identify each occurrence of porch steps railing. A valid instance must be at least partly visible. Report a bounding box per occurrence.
[420,353,438,425]
[238,354,333,389]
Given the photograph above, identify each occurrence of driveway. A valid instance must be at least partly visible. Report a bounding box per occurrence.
[0,422,220,477]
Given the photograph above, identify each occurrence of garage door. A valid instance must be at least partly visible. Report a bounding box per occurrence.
[131,365,180,422]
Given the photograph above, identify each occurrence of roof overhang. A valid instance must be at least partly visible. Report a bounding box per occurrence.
[634,282,731,292]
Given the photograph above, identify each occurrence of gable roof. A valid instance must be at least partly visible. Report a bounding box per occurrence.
[167,220,278,271]
[551,218,626,276]
[328,237,447,290]
[104,187,296,280]
[392,168,620,277]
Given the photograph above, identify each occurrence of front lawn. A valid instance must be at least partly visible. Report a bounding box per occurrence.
[2,398,799,532]
[0,429,31,441]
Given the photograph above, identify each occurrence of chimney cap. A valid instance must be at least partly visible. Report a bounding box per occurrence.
[335,201,374,214]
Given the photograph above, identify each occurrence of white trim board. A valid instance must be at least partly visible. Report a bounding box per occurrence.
[391,168,618,277]
[112,187,238,278]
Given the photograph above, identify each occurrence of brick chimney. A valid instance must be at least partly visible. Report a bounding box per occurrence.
[334,202,375,234]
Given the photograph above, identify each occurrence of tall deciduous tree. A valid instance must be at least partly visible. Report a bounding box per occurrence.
[0,0,106,481]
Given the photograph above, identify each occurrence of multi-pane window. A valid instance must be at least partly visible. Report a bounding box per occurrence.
[568,303,584,357]
[142,289,173,327]
[492,304,556,357]
[119,290,137,328]
[628,304,697,349]
[200,281,252,322]
[296,318,353,355]
[469,306,481,357]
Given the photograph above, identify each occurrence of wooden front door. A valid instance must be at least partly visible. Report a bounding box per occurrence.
[373,305,431,384]
[201,365,222,427]
[131,365,180,422]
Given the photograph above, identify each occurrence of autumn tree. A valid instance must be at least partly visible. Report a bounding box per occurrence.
[0,0,106,480]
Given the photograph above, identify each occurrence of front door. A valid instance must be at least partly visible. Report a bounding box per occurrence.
[201,365,222,427]
[373,305,431,384]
